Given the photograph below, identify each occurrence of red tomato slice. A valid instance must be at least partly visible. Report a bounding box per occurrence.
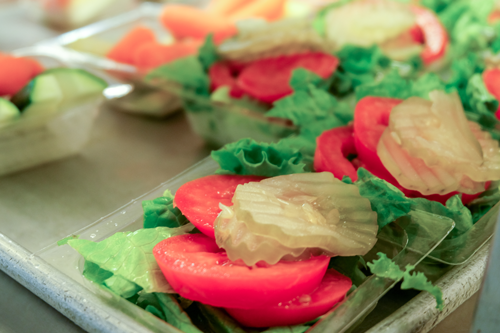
[410,5,448,65]
[314,125,358,181]
[236,52,339,103]
[153,233,330,308]
[353,96,403,181]
[482,68,500,120]
[0,55,44,96]
[224,268,351,327]
[208,62,245,98]
[353,96,484,205]
[173,174,264,238]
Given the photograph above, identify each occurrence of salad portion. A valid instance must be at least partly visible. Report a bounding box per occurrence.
[0,53,107,175]
[59,0,500,331]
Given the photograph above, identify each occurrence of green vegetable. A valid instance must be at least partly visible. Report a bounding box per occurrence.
[155,293,203,333]
[352,168,474,238]
[468,182,500,222]
[355,70,446,101]
[368,253,444,310]
[10,68,107,118]
[67,225,193,294]
[328,256,367,288]
[146,56,210,96]
[143,190,188,229]
[198,34,220,72]
[0,97,20,124]
[211,138,308,177]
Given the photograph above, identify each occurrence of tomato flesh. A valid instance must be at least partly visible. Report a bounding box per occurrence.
[174,175,263,238]
[153,233,330,309]
[208,62,245,98]
[314,125,358,181]
[410,5,448,65]
[236,52,339,103]
[225,269,351,327]
[482,68,500,120]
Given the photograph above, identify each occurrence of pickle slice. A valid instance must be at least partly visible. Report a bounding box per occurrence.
[214,173,378,265]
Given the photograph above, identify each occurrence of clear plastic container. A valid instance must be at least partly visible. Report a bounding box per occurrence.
[36,2,187,118]
[0,54,101,176]
[34,2,306,145]
[37,157,455,333]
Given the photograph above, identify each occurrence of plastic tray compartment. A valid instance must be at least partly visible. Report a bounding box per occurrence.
[36,2,202,118]
[37,157,454,333]
[36,2,299,145]
[0,55,101,177]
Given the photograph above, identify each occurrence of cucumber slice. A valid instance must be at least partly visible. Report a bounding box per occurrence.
[11,68,107,119]
[0,98,20,124]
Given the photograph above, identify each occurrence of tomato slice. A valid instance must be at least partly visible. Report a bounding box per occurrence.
[353,96,403,181]
[410,5,448,65]
[482,68,500,120]
[173,175,264,238]
[489,9,500,24]
[236,52,339,103]
[208,62,246,98]
[224,269,351,327]
[0,55,44,96]
[153,233,330,308]
[314,125,358,181]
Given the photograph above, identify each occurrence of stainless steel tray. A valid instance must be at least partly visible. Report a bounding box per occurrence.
[0,153,491,333]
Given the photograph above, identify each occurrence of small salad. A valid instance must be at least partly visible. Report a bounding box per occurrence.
[0,53,107,127]
[62,0,500,331]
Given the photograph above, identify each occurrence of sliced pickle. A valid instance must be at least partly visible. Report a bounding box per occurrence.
[218,18,331,62]
[214,173,378,266]
[377,90,500,195]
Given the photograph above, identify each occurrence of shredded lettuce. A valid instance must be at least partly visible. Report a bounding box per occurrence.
[211,138,308,177]
[67,225,194,294]
[368,253,444,310]
[143,190,188,229]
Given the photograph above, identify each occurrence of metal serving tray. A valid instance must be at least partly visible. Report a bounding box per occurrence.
[0,154,494,333]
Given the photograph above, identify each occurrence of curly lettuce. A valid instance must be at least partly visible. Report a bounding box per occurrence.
[211,138,308,177]
[143,190,188,229]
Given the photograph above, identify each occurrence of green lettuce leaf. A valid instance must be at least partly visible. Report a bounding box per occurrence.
[328,256,367,288]
[198,34,220,72]
[143,190,188,229]
[355,70,446,101]
[288,68,325,91]
[354,168,412,230]
[466,73,499,116]
[354,168,474,238]
[468,181,500,222]
[68,225,194,294]
[155,293,203,333]
[267,83,347,128]
[57,234,79,246]
[146,56,210,96]
[211,138,308,177]
[367,253,444,310]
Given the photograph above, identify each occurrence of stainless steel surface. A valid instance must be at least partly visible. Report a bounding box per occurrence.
[0,233,180,333]
[469,213,500,333]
